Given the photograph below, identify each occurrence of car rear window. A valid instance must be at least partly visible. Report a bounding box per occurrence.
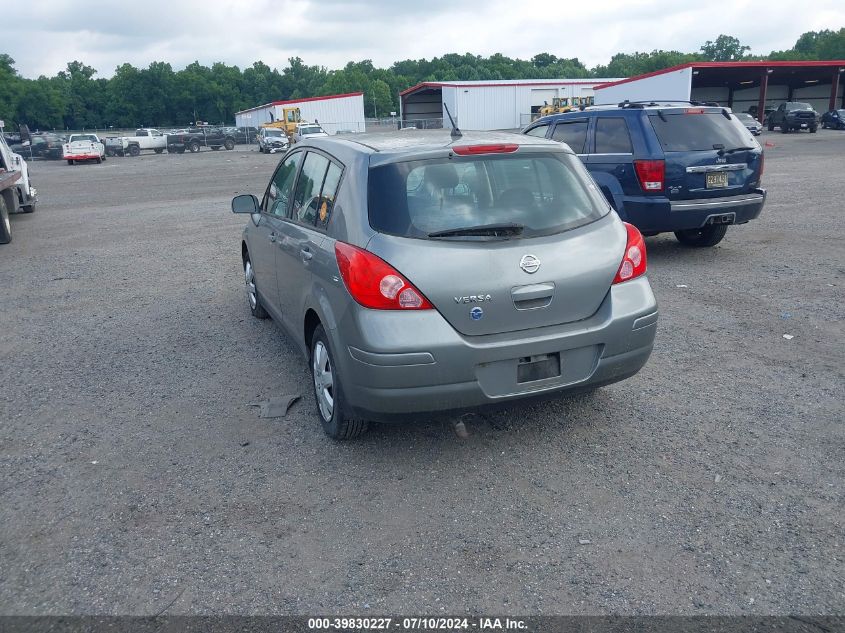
[368,153,609,240]
[648,111,753,152]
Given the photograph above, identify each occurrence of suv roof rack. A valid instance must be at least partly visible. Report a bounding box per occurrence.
[615,99,722,108]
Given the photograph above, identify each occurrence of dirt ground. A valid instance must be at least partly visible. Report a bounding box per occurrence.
[1,132,842,615]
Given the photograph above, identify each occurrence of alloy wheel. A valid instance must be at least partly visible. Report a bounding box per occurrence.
[313,341,334,421]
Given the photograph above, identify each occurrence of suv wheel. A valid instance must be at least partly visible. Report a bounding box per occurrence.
[243,256,268,319]
[311,325,368,440]
[674,224,728,247]
[224,138,235,150]
[768,120,774,131]
[189,141,201,153]
[810,125,818,133]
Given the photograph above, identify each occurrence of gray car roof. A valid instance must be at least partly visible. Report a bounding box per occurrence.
[304,129,566,158]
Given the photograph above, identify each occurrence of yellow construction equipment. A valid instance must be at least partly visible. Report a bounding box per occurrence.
[259,107,303,142]
[537,96,594,119]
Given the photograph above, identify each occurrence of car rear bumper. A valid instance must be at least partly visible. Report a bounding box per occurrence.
[621,189,765,233]
[63,153,101,160]
[331,276,657,420]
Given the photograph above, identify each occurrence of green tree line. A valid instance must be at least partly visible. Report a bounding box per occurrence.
[1,30,843,131]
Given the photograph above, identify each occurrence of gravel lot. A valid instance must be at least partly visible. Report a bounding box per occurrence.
[1,132,843,616]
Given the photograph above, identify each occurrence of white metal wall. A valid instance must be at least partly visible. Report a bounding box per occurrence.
[235,94,365,134]
[595,68,694,104]
[451,82,618,130]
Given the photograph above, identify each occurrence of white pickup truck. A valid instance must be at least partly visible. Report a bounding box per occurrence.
[1,124,37,244]
[105,128,167,157]
[63,133,106,164]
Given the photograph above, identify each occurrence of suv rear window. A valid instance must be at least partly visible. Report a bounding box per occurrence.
[368,153,609,240]
[648,112,752,152]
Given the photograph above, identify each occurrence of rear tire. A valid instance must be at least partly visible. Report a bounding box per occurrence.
[224,138,235,150]
[674,224,728,247]
[96,156,102,164]
[129,145,141,157]
[67,159,74,165]
[310,325,368,440]
[189,141,200,153]
[768,121,774,131]
[810,126,817,133]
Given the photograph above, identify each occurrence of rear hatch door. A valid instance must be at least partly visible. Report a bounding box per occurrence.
[365,149,625,336]
[647,109,762,201]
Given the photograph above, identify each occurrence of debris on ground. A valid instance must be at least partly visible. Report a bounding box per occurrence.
[248,395,300,418]
[782,334,794,340]
[579,539,591,545]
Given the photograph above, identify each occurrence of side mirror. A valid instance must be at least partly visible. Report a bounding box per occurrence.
[232,194,259,214]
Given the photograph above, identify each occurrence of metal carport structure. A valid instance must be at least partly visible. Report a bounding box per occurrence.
[594,61,845,121]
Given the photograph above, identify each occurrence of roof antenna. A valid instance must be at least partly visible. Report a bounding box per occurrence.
[443,103,462,139]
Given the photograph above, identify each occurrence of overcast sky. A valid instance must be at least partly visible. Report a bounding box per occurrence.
[5,0,845,78]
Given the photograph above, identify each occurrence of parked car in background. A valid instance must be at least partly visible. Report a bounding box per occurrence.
[767,102,819,133]
[12,132,66,160]
[230,131,657,439]
[522,102,765,247]
[105,128,167,156]
[746,105,775,122]
[223,126,258,144]
[820,109,845,130]
[257,127,289,153]
[63,133,106,164]
[292,123,329,144]
[735,112,762,135]
[166,127,235,153]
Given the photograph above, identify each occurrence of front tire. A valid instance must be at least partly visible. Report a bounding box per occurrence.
[243,256,268,319]
[154,148,164,154]
[224,138,235,150]
[768,120,774,131]
[67,159,74,165]
[674,224,728,247]
[310,325,368,440]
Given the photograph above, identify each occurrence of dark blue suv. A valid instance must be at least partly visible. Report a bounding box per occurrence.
[522,102,766,247]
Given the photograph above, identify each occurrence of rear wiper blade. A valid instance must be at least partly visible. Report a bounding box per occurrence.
[719,146,756,155]
[428,222,524,238]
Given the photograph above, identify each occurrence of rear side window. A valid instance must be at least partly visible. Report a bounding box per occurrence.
[550,121,588,153]
[524,124,549,138]
[594,117,632,154]
[648,112,753,151]
[368,153,608,240]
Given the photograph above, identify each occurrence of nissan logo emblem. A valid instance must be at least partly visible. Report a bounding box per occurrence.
[519,254,540,274]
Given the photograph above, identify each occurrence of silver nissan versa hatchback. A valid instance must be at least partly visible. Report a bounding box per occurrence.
[232,130,658,439]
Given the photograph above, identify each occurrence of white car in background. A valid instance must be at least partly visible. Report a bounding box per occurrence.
[293,123,329,144]
[63,133,106,165]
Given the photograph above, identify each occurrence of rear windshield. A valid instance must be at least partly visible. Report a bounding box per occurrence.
[648,112,753,152]
[786,102,812,111]
[299,126,323,135]
[368,153,609,240]
[71,134,98,142]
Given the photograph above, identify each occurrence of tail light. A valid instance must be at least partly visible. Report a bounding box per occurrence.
[334,242,433,310]
[633,160,665,192]
[613,223,647,284]
[758,152,764,184]
[452,144,518,155]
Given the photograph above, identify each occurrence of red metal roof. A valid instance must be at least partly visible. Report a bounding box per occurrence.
[400,80,602,97]
[593,60,845,90]
[236,92,364,115]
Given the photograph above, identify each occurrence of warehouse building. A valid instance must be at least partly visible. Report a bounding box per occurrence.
[234,92,365,134]
[399,79,621,131]
[593,61,845,120]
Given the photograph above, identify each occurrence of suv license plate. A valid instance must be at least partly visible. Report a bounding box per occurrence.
[800,123,808,128]
[706,172,728,188]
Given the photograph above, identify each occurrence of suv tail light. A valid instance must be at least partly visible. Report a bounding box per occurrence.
[633,159,665,192]
[758,152,765,184]
[613,223,647,284]
[335,242,434,310]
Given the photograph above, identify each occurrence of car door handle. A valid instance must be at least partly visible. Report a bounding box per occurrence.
[300,248,313,261]
[269,232,277,242]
